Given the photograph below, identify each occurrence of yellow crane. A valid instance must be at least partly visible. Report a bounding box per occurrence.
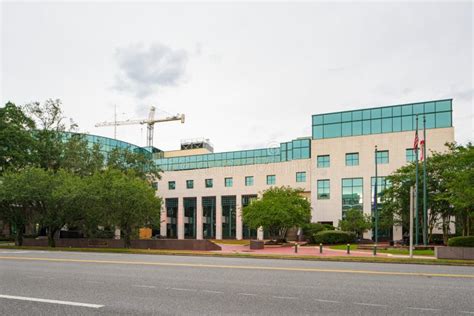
[95,106,185,148]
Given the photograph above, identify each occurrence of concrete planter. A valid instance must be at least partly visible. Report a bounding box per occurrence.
[250,240,264,250]
[435,246,474,260]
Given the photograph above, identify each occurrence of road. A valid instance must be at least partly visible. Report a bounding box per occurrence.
[0,250,473,315]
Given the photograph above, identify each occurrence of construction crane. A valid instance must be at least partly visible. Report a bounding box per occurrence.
[95,106,185,148]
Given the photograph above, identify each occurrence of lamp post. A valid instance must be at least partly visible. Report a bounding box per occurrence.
[374,145,378,244]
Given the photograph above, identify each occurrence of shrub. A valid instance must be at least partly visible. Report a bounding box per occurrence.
[303,223,326,237]
[313,230,356,244]
[447,236,474,247]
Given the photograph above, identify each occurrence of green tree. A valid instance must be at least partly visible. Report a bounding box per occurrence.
[0,102,36,173]
[107,147,161,182]
[338,209,372,238]
[242,186,311,240]
[89,169,161,248]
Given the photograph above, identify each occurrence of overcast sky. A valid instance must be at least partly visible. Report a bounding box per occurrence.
[1,1,472,152]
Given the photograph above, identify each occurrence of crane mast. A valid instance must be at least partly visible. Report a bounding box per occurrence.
[95,106,185,147]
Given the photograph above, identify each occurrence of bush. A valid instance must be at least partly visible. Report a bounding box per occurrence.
[303,223,326,239]
[447,236,474,247]
[312,230,356,244]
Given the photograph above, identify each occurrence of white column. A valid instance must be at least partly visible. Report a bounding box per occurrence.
[393,225,403,241]
[177,197,185,240]
[216,195,222,240]
[196,197,203,240]
[160,203,167,238]
[236,195,243,240]
[114,226,121,239]
[257,227,264,241]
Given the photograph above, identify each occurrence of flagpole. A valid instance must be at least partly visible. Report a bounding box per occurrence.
[423,115,428,246]
[374,145,378,244]
[415,115,419,246]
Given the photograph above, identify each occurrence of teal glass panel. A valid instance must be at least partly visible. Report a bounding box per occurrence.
[376,150,389,164]
[381,118,392,133]
[317,179,330,199]
[317,155,330,168]
[392,116,401,132]
[313,115,323,125]
[313,126,323,139]
[371,108,382,119]
[342,112,352,122]
[406,149,415,162]
[296,172,306,182]
[436,112,451,127]
[382,107,392,118]
[413,103,424,114]
[324,123,341,138]
[352,121,362,136]
[245,176,254,186]
[342,122,352,136]
[371,119,382,134]
[266,175,276,185]
[362,120,371,135]
[324,113,342,124]
[402,104,412,115]
[424,102,435,113]
[225,177,233,187]
[436,100,451,112]
[424,113,435,129]
[168,181,176,190]
[352,110,362,120]
[345,153,359,166]
[186,180,194,189]
[392,106,401,116]
[402,115,412,131]
[363,110,371,120]
[301,147,310,158]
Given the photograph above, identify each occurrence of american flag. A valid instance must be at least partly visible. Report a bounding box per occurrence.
[413,129,419,150]
[420,139,425,161]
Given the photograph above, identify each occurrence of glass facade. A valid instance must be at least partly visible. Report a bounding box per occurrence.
[317,155,330,168]
[345,153,359,166]
[376,150,389,164]
[317,179,330,199]
[183,198,196,238]
[205,179,213,188]
[242,195,258,239]
[312,99,452,139]
[202,197,216,239]
[222,196,236,239]
[186,180,194,189]
[406,149,416,162]
[371,177,392,239]
[168,181,176,190]
[155,138,311,172]
[166,198,178,238]
[224,177,233,187]
[342,178,363,216]
[245,176,254,186]
[296,172,306,183]
[266,175,276,185]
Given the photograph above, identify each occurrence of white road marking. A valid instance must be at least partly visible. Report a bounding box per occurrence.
[86,281,101,284]
[170,287,196,292]
[408,307,441,311]
[237,293,258,296]
[0,294,103,308]
[314,299,340,303]
[460,312,474,315]
[354,302,387,307]
[201,290,224,294]
[273,296,298,300]
[132,284,156,289]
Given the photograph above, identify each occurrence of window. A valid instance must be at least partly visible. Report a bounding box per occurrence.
[205,178,213,188]
[296,172,306,182]
[317,179,330,199]
[371,177,391,206]
[186,180,194,189]
[342,178,363,216]
[345,153,359,166]
[317,155,330,168]
[245,176,254,186]
[224,177,233,187]
[168,181,176,190]
[406,149,416,162]
[376,150,389,164]
[266,175,276,185]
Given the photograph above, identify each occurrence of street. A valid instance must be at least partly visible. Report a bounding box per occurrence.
[0,250,473,315]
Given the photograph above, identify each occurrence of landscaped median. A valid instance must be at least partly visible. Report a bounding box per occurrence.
[1,245,473,266]
[329,244,435,256]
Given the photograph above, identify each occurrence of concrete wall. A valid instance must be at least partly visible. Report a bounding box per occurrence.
[436,246,474,260]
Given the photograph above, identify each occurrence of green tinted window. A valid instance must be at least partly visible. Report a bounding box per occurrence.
[266,175,276,185]
[406,149,416,162]
[317,155,330,168]
[317,179,330,199]
[225,177,233,187]
[296,172,306,182]
[342,178,363,216]
[245,176,254,186]
[205,179,213,188]
[376,150,389,164]
[186,180,194,189]
[168,181,176,190]
[345,153,359,166]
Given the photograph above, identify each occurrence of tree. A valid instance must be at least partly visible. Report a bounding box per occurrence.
[106,147,161,182]
[338,209,372,238]
[242,186,311,241]
[0,102,36,173]
[88,169,161,248]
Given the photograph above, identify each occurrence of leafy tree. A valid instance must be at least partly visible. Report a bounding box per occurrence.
[107,147,161,182]
[242,186,311,240]
[88,169,161,247]
[338,209,372,238]
[0,102,36,173]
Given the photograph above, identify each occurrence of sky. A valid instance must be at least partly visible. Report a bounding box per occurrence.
[1,1,473,152]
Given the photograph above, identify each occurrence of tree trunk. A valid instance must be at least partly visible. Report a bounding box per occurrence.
[123,226,131,248]
[15,224,24,246]
[48,227,57,247]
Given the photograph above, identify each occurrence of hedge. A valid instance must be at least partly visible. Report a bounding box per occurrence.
[312,230,356,245]
[447,236,474,247]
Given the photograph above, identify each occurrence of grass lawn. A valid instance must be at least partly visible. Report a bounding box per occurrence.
[329,244,434,256]
[211,239,249,245]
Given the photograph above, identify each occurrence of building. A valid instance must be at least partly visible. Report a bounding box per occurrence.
[68,98,454,241]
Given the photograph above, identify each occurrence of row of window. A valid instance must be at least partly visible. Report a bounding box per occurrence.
[167,172,307,190]
[316,148,420,168]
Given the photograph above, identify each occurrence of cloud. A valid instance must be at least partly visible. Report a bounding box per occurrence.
[113,42,188,99]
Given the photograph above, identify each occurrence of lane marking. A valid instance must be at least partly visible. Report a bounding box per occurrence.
[0,294,103,309]
[273,296,298,300]
[0,255,473,279]
[201,290,224,294]
[408,307,441,311]
[132,284,156,289]
[86,281,101,284]
[460,312,474,314]
[314,299,340,303]
[170,288,196,292]
[354,302,387,307]
[238,293,258,296]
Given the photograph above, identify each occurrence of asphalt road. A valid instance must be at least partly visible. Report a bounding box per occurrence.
[0,250,473,315]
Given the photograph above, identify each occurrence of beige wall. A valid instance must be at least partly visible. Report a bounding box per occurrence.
[163,148,212,157]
